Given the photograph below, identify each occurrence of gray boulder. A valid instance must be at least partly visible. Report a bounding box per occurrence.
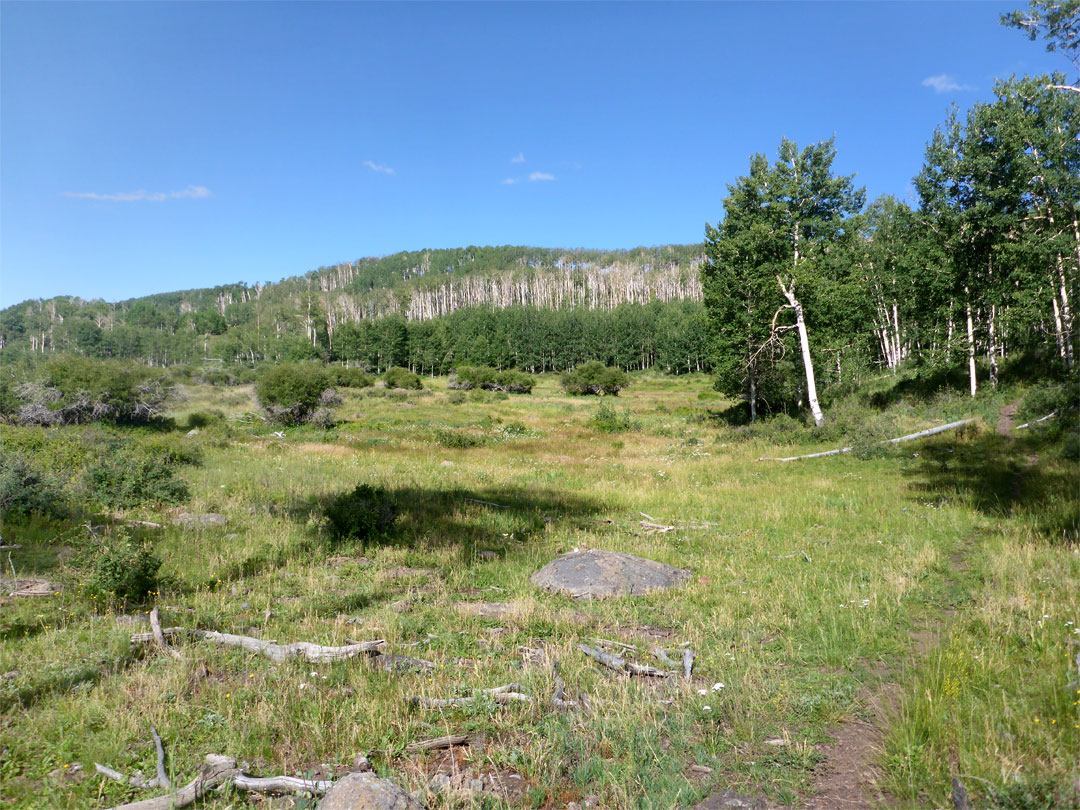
[530,549,690,600]
[319,772,423,810]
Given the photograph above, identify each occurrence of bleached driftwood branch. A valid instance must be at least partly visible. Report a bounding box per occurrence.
[579,643,672,677]
[1015,411,1056,430]
[150,608,182,660]
[406,735,469,751]
[410,683,533,709]
[150,726,170,791]
[681,648,695,682]
[131,628,385,663]
[756,419,976,462]
[102,754,334,810]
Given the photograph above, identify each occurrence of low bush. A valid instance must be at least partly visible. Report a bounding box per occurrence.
[323,484,398,545]
[330,368,374,388]
[82,450,190,509]
[561,361,629,396]
[256,364,333,425]
[449,366,534,394]
[186,410,225,429]
[0,452,68,521]
[84,533,161,604]
[589,403,639,433]
[13,356,172,426]
[383,367,423,390]
[434,429,489,448]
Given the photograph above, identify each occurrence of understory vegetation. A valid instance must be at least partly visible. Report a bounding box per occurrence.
[1,370,1075,810]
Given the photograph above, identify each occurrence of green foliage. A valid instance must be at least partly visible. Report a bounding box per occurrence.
[989,778,1075,810]
[323,484,398,545]
[561,361,629,396]
[589,403,639,433]
[11,356,171,426]
[330,367,374,388]
[382,366,423,390]
[83,534,161,604]
[433,428,489,448]
[255,364,331,425]
[82,450,190,509]
[450,366,534,393]
[0,452,68,521]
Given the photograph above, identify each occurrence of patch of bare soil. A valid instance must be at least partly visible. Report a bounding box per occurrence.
[997,398,1022,436]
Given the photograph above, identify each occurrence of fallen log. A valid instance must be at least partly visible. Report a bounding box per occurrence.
[406,735,469,751]
[681,648,695,682]
[579,643,672,677]
[1015,411,1056,430]
[150,609,182,661]
[410,683,533,709]
[195,630,384,663]
[231,773,335,794]
[150,726,170,791]
[757,419,976,462]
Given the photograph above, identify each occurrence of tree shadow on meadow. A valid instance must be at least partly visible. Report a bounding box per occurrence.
[903,431,1078,543]
[290,484,607,559]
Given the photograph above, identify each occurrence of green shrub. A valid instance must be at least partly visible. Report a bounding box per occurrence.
[323,484,398,545]
[255,364,332,425]
[434,429,488,448]
[561,362,629,396]
[331,367,374,388]
[446,391,466,405]
[589,403,639,433]
[14,356,172,426]
[383,367,422,390]
[186,410,224,429]
[84,534,161,604]
[450,366,534,394]
[0,452,68,521]
[83,451,190,509]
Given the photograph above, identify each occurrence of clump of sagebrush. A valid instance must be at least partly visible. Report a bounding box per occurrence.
[323,484,398,545]
[0,451,68,521]
[433,428,489,448]
[255,363,339,425]
[10,356,172,426]
[82,531,162,604]
[561,361,629,396]
[449,366,535,394]
[589,402,639,433]
[382,366,423,390]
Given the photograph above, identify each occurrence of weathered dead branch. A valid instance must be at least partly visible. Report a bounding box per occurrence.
[1015,411,1056,430]
[756,418,976,462]
[406,735,469,751]
[650,646,679,668]
[150,726,170,791]
[101,754,335,809]
[410,683,533,709]
[681,648,695,681]
[150,609,182,660]
[579,643,672,677]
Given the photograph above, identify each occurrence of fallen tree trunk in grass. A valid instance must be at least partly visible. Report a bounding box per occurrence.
[1015,411,1056,430]
[131,627,385,663]
[579,643,673,677]
[756,419,976,462]
[102,755,335,810]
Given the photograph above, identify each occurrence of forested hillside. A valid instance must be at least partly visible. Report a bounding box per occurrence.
[0,245,706,374]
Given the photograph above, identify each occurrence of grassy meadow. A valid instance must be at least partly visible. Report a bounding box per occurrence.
[1,372,1077,809]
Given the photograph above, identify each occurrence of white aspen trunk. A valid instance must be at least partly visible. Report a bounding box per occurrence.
[1052,291,1066,361]
[988,304,998,387]
[946,300,954,362]
[892,301,902,369]
[780,280,825,426]
[1056,253,1074,369]
[965,294,977,397]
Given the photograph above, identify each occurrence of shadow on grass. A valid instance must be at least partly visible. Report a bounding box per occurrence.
[292,485,606,560]
[905,432,1078,543]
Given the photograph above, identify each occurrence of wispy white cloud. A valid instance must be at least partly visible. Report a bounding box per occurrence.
[363,160,395,175]
[529,171,555,182]
[63,185,211,202]
[921,74,974,93]
[511,152,525,163]
[501,177,519,185]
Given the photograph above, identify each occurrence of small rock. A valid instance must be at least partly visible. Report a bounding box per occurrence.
[48,763,84,782]
[350,753,373,773]
[428,774,451,794]
[690,789,768,810]
[240,602,251,610]
[476,550,498,561]
[318,772,424,810]
[689,764,714,775]
[225,533,239,540]
[186,428,200,436]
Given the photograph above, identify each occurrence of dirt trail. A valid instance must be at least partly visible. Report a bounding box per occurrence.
[997,398,1022,436]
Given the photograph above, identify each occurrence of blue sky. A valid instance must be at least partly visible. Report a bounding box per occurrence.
[0,1,1068,306]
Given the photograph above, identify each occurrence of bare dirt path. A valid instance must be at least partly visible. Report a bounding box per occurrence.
[997,398,1023,436]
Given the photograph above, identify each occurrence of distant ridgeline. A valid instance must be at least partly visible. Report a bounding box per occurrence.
[0,245,710,374]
